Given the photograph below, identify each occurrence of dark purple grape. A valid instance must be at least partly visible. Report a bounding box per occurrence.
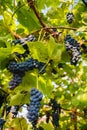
[48,99,61,128]
[8,58,46,89]
[27,88,43,128]
[66,12,74,24]
[10,106,19,118]
[64,35,81,65]
[0,118,5,130]
[9,74,23,90]
[52,112,59,128]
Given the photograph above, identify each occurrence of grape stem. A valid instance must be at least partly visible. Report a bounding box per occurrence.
[71,107,77,130]
[27,0,62,37]
[27,0,46,27]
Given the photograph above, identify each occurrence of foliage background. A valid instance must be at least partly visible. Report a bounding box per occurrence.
[0,0,87,129]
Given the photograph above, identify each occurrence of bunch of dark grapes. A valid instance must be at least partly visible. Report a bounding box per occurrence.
[27,88,43,129]
[49,99,61,128]
[82,0,87,6]
[8,58,46,73]
[13,35,35,46]
[0,118,5,130]
[64,34,81,65]
[8,58,46,89]
[10,105,19,118]
[9,73,25,90]
[66,12,74,24]
[12,35,36,58]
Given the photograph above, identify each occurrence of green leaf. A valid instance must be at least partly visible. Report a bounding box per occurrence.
[16,6,41,32]
[47,37,64,61]
[29,41,49,62]
[0,47,11,63]
[11,44,25,54]
[38,76,53,97]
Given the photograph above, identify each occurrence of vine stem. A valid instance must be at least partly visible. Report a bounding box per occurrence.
[27,0,62,36]
[39,59,50,74]
[18,115,22,130]
[72,107,77,130]
[27,0,46,27]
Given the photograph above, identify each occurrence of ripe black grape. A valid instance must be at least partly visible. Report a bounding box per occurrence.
[8,58,46,73]
[48,99,61,128]
[46,111,50,123]
[27,88,43,128]
[8,58,46,89]
[52,112,59,128]
[58,63,63,68]
[0,118,5,130]
[25,35,36,42]
[10,105,19,118]
[66,12,74,24]
[9,73,24,90]
[64,34,81,65]
[12,35,35,45]
[12,35,36,58]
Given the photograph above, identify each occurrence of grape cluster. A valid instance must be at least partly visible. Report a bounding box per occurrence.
[9,74,24,90]
[10,105,19,118]
[27,88,43,128]
[13,35,35,45]
[12,35,36,58]
[66,12,74,24]
[8,58,46,89]
[0,118,5,130]
[64,34,81,65]
[48,99,61,128]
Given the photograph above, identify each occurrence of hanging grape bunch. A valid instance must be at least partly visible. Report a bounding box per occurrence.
[66,12,74,24]
[0,118,5,130]
[12,35,36,58]
[8,58,46,89]
[64,34,81,65]
[26,88,43,129]
[50,99,61,128]
[46,99,61,128]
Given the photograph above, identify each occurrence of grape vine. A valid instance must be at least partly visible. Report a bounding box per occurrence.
[0,0,87,130]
